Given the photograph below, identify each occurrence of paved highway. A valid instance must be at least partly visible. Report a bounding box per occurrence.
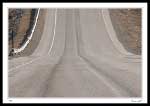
[9,9,141,97]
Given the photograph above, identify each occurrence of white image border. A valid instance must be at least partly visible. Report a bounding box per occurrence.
[3,3,147,103]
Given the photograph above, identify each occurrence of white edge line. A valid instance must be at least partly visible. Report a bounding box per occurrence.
[9,8,57,71]
[13,8,40,53]
[48,8,57,55]
[9,9,42,71]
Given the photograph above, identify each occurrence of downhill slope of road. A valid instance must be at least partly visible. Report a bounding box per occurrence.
[9,9,141,97]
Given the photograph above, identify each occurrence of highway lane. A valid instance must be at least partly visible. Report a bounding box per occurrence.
[9,9,141,97]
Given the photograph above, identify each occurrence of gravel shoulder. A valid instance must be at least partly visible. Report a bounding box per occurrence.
[109,9,141,55]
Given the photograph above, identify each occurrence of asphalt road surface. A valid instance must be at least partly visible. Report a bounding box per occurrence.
[9,9,141,97]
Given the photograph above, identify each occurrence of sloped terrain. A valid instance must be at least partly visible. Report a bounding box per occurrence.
[8,9,38,56]
[109,9,141,55]
[9,9,31,49]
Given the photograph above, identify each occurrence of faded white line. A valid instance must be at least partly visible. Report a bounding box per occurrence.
[86,65,129,96]
[48,9,57,55]
[9,9,41,72]
[9,56,43,72]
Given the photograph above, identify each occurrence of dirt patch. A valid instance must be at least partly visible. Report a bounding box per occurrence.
[9,9,47,59]
[15,10,31,48]
[9,9,31,50]
[109,9,141,55]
